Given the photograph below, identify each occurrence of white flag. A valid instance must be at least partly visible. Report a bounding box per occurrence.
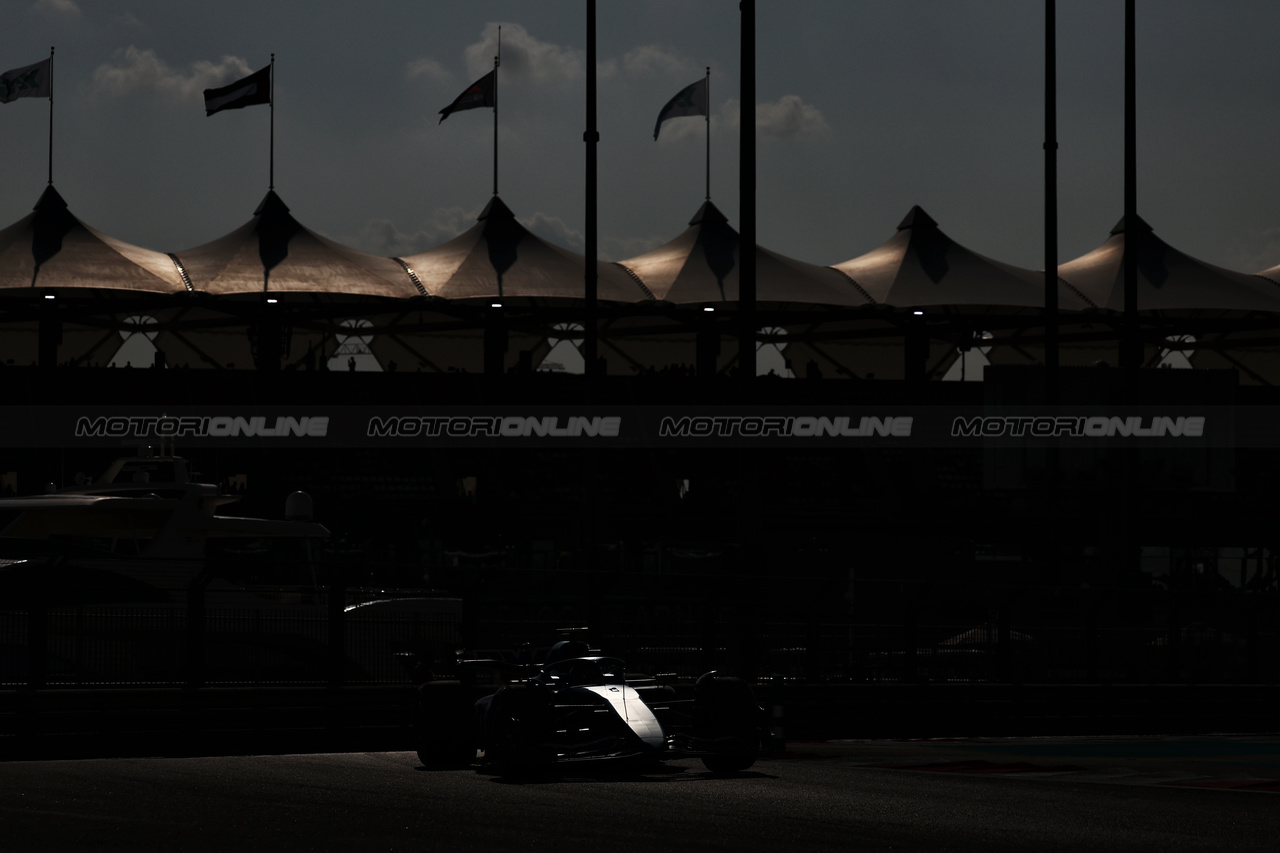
[653,77,708,140]
[0,58,51,104]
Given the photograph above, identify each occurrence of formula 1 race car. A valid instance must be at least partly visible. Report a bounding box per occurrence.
[412,639,772,776]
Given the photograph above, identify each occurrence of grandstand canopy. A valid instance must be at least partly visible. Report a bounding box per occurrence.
[397,196,648,302]
[618,201,870,306]
[174,191,420,297]
[1059,215,1280,313]
[0,186,187,293]
[833,206,1082,310]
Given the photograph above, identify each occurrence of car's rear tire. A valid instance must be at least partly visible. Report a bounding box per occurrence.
[415,680,475,768]
[695,674,763,774]
[695,674,761,736]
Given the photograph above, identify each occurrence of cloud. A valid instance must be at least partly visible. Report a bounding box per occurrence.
[421,206,476,242]
[521,212,583,252]
[655,111,712,145]
[350,207,475,256]
[464,23,581,83]
[724,95,830,138]
[406,57,450,84]
[113,11,146,30]
[602,233,665,263]
[1230,225,1280,274]
[351,219,437,258]
[92,47,253,101]
[350,208,583,256]
[354,210,654,260]
[592,45,692,83]
[453,28,695,89]
[596,58,620,80]
[33,0,80,16]
[353,210,647,259]
[622,45,694,78]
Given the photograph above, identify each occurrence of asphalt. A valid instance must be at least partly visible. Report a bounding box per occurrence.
[7,746,1279,853]
[5,682,1280,779]
[785,734,1280,792]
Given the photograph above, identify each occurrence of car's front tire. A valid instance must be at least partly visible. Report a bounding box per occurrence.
[485,684,553,777]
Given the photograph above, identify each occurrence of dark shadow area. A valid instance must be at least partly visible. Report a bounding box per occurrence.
[479,757,779,785]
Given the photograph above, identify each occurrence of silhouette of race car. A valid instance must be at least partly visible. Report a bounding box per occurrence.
[412,639,772,776]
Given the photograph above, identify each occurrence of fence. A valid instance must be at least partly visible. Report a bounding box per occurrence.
[2,572,1278,690]
[1,592,462,689]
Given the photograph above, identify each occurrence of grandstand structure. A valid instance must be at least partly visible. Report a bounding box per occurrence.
[2,3,1277,699]
[4,180,1280,382]
[1,173,1278,690]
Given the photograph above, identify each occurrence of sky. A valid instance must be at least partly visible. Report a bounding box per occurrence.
[5,0,1280,274]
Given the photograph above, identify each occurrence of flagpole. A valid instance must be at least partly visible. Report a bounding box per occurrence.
[585,0,599,379]
[705,67,711,201]
[1044,0,1058,399]
[1122,0,1138,373]
[493,27,501,196]
[269,53,275,190]
[739,0,756,383]
[47,46,54,185]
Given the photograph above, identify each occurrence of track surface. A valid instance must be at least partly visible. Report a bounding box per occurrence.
[3,741,1278,852]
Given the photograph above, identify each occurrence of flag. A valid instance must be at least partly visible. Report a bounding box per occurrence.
[439,69,496,123]
[653,77,708,140]
[203,65,271,116]
[0,58,51,104]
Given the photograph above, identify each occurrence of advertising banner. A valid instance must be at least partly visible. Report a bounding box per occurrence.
[0,405,1255,448]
